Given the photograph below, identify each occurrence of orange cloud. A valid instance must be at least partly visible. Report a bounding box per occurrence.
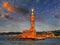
[2,1,15,12]
[2,1,29,14]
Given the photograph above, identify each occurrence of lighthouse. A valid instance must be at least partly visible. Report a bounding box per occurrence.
[30,9,35,30]
[30,9,36,38]
[21,9,36,38]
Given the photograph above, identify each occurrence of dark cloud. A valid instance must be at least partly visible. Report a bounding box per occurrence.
[54,15,60,19]
[0,13,13,20]
[4,14,13,20]
[15,6,29,14]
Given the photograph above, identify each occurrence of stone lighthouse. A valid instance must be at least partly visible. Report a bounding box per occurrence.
[21,9,36,38]
[30,9,36,38]
[30,9,35,30]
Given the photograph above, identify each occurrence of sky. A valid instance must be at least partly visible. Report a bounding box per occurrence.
[0,0,60,32]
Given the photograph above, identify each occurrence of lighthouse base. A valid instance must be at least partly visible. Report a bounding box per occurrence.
[8,37,45,41]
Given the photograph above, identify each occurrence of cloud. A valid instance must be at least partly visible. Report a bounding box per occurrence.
[2,1,29,14]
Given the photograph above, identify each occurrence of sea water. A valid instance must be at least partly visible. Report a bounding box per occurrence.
[0,35,60,45]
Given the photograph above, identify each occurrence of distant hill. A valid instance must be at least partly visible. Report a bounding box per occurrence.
[52,30,60,36]
[37,30,60,36]
[0,30,60,36]
[0,32,22,35]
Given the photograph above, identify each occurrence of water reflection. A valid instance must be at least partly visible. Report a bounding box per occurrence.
[26,40,35,45]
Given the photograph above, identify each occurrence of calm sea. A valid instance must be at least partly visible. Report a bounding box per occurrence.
[0,35,60,45]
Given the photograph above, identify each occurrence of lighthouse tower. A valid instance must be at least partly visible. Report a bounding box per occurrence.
[30,9,35,30]
[21,9,36,38]
[30,9,36,38]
